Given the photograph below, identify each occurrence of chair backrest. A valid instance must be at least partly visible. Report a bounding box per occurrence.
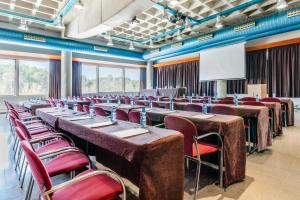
[165,102,180,110]
[59,101,64,107]
[15,119,32,139]
[242,101,266,106]
[240,97,256,101]
[184,104,202,112]
[148,96,156,101]
[9,113,18,128]
[124,98,131,105]
[76,104,84,112]
[219,100,234,104]
[164,115,197,156]
[95,99,102,103]
[91,98,96,104]
[83,105,90,113]
[223,97,234,101]
[94,107,107,117]
[20,141,52,194]
[116,109,129,121]
[261,97,281,103]
[15,126,28,141]
[211,105,236,115]
[128,111,151,125]
[152,102,160,108]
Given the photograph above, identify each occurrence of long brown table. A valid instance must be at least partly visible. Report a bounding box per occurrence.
[94,103,144,113]
[136,100,271,151]
[96,104,247,187]
[22,101,51,115]
[36,108,184,200]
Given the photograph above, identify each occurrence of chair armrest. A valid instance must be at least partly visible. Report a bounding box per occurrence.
[23,120,43,125]
[38,147,80,158]
[195,132,223,141]
[22,116,40,121]
[27,125,49,131]
[44,169,126,200]
[153,123,165,128]
[29,133,65,144]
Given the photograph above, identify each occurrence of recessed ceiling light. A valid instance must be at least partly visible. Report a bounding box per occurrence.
[74,0,84,10]
[169,0,179,6]
[215,15,223,29]
[18,19,28,31]
[277,0,288,9]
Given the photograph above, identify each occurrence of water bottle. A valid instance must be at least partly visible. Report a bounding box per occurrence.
[64,100,68,109]
[111,106,116,123]
[234,95,239,106]
[157,96,160,102]
[140,107,147,128]
[77,96,80,101]
[117,98,121,106]
[192,93,194,97]
[202,102,208,114]
[149,100,153,108]
[255,94,259,102]
[208,96,212,104]
[183,93,186,98]
[56,100,60,108]
[89,106,95,118]
[130,98,134,107]
[188,96,192,103]
[106,98,110,104]
[170,99,174,111]
[144,95,147,100]
[73,96,76,101]
[196,94,199,99]
[73,103,78,112]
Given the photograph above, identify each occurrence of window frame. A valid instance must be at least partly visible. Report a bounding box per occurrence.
[81,63,98,94]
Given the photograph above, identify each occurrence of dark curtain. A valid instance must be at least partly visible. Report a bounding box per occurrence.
[246,49,268,84]
[48,59,61,99]
[199,81,216,96]
[156,60,199,95]
[72,61,82,97]
[153,67,158,89]
[140,68,146,90]
[227,79,247,94]
[268,43,300,97]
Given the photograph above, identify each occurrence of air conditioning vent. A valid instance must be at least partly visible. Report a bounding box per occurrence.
[197,34,214,42]
[288,9,300,17]
[171,42,182,48]
[234,22,256,32]
[24,34,45,42]
[94,46,108,52]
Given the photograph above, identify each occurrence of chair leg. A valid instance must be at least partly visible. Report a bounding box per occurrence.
[193,160,201,200]
[25,175,33,200]
[247,127,251,153]
[219,149,223,188]
[15,148,22,172]
[21,162,28,189]
[18,156,25,181]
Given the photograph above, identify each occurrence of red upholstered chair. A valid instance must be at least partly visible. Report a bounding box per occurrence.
[116,109,129,121]
[76,104,84,112]
[20,141,125,200]
[184,104,202,112]
[240,97,256,102]
[83,105,90,113]
[164,116,223,199]
[95,99,102,103]
[124,98,131,105]
[242,101,266,106]
[148,96,156,101]
[211,106,236,115]
[128,110,151,126]
[59,101,64,107]
[218,100,234,104]
[261,97,281,103]
[165,102,180,110]
[94,107,108,117]
[135,101,145,106]
[151,102,160,108]
[223,97,234,101]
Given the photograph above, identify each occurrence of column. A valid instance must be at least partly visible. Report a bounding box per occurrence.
[61,51,72,98]
[216,80,227,98]
[146,61,153,89]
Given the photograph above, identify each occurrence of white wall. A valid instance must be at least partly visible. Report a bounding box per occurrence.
[156,52,199,63]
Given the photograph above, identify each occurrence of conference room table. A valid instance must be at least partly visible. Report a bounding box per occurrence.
[95,103,247,187]
[67,100,91,107]
[94,103,145,113]
[21,101,51,115]
[36,107,184,200]
[280,98,294,126]
[136,100,271,150]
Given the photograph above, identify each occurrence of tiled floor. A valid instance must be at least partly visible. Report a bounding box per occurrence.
[1,113,300,200]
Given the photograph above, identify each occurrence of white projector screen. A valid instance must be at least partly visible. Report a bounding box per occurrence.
[199,42,246,81]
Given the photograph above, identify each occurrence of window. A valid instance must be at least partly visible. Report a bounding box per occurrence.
[0,59,15,95]
[82,64,97,93]
[99,67,123,92]
[19,60,49,95]
[125,68,140,92]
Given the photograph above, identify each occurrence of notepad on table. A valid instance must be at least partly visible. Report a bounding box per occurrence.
[84,121,115,128]
[68,116,91,121]
[192,114,215,119]
[109,128,149,138]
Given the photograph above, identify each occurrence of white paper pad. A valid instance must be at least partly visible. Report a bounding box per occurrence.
[68,116,91,121]
[155,110,176,114]
[109,128,149,138]
[192,114,215,119]
[84,121,114,128]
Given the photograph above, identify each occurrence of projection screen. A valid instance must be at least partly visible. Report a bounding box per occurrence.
[199,42,246,81]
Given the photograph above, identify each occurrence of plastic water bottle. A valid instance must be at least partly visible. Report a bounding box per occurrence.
[170,99,174,111]
[73,103,78,112]
[117,98,121,106]
[130,98,134,107]
[157,96,160,102]
[196,94,199,99]
[89,106,95,118]
[111,106,116,123]
[77,96,80,101]
[189,96,192,103]
[208,96,212,104]
[149,100,153,108]
[144,95,147,100]
[234,95,239,106]
[64,100,68,109]
[202,102,208,114]
[255,94,259,102]
[140,107,147,128]
[192,93,194,97]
